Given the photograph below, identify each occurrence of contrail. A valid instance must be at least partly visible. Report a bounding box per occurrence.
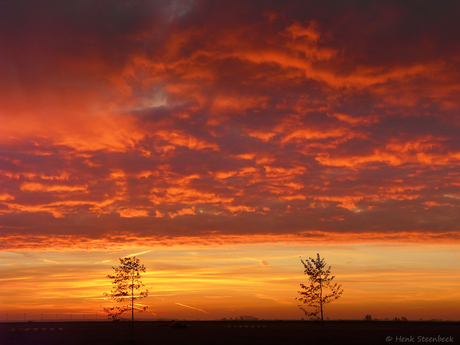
[12,252,60,264]
[149,293,174,300]
[451,251,460,259]
[125,250,152,257]
[39,258,60,264]
[175,303,209,314]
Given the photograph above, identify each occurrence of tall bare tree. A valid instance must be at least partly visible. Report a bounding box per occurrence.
[103,256,149,321]
[296,253,343,321]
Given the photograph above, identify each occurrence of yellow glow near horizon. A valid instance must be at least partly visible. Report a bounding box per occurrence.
[1,242,460,321]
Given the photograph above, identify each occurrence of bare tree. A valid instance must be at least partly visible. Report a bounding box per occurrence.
[296,253,343,321]
[103,256,149,321]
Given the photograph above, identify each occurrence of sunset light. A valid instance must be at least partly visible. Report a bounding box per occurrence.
[1,0,459,326]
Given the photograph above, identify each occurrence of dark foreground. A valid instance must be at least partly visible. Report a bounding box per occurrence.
[1,320,459,345]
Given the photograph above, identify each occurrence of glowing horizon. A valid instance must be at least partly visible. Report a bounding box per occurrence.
[2,243,460,321]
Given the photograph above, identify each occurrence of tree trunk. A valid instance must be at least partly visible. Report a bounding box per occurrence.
[131,269,134,322]
[319,277,323,322]
[131,269,135,343]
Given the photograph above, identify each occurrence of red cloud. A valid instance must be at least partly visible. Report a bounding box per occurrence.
[1,1,460,250]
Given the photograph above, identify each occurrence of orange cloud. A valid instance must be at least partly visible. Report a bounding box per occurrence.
[119,209,149,218]
[20,182,87,193]
[2,231,460,252]
[1,0,460,253]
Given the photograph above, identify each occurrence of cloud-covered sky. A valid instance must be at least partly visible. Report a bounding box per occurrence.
[1,0,460,249]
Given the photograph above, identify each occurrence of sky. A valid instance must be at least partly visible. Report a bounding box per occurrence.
[0,0,460,321]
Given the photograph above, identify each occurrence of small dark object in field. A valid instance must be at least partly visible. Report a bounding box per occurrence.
[171,321,188,329]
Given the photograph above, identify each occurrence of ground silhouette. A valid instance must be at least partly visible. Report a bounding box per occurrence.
[2,320,459,345]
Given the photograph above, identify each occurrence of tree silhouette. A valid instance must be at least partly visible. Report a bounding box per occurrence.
[103,256,149,321]
[296,253,343,321]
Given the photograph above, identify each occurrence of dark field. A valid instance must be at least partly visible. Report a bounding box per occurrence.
[1,320,459,345]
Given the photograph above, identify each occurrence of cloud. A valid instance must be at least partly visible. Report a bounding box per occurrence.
[0,0,460,249]
[119,209,149,218]
[1,231,460,251]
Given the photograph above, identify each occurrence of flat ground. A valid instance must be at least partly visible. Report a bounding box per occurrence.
[1,320,459,345]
